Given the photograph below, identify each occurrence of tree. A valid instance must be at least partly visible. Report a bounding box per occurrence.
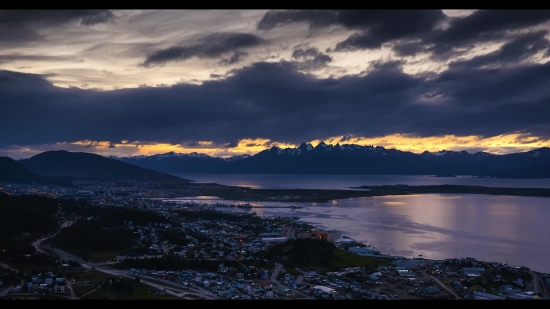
[135,276,141,283]
[124,282,135,294]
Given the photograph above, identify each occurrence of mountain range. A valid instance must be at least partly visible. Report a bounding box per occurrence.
[113,142,550,178]
[1,151,189,183]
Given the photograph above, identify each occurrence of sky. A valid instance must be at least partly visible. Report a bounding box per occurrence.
[1,9,550,159]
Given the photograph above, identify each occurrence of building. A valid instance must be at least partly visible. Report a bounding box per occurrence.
[462,267,486,277]
[348,247,381,255]
[261,237,287,244]
[313,229,342,242]
[55,285,65,294]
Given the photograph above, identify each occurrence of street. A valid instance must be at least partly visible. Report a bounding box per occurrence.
[423,271,461,299]
[0,286,13,298]
[29,220,219,300]
[270,263,283,283]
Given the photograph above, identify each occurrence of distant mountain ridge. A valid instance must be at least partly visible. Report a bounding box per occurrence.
[18,150,190,183]
[112,142,550,178]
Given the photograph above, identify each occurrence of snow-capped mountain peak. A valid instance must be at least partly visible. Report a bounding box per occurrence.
[224,154,251,161]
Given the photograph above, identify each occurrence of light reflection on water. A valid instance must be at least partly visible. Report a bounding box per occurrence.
[168,193,550,273]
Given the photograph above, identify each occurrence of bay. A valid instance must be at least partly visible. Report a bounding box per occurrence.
[168,173,550,273]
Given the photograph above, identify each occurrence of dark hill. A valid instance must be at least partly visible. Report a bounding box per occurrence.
[19,151,190,183]
[264,238,384,272]
[0,156,44,183]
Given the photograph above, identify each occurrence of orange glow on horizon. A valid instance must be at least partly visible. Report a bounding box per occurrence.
[5,133,550,159]
[60,133,550,157]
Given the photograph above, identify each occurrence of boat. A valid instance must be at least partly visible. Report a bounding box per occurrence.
[289,205,303,209]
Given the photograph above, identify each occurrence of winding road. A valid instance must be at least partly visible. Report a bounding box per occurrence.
[423,271,461,299]
[271,263,283,283]
[32,220,219,300]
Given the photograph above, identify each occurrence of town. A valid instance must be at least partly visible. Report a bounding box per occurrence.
[1,180,549,300]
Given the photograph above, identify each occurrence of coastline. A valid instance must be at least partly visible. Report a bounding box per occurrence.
[180,183,550,203]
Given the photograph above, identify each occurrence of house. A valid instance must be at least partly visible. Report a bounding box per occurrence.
[55,285,65,294]
[452,280,462,289]
[461,267,485,277]
[516,278,524,286]
[45,278,53,285]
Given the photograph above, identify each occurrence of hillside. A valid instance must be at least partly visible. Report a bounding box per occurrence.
[0,156,44,183]
[19,151,190,183]
[264,239,384,273]
[0,194,80,262]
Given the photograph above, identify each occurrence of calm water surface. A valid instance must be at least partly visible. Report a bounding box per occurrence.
[168,174,550,273]
[173,173,550,190]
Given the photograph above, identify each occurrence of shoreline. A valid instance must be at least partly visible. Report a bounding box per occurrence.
[173,183,550,203]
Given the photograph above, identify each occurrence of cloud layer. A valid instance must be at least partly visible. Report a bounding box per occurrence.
[1,10,550,157]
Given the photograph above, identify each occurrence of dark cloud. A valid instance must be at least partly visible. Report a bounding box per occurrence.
[258,10,550,61]
[448,30,550,69]
[258,10,446,52]
[338,135,353,143]
[0,10,116,46]
[257,10,337,31]
[332,10,447,51]
[390,41,428,57]
[432,10,550,47]
[2,55,550,148]
[219,51,248,66]
[141,32,266,67]
[402,10,550,59]
[291,46,332,70]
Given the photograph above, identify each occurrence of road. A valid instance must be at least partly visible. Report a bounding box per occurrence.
[0,262,18,272]
[64,279,77,300]
[423,272,461,299]
[134,274,219,299]
[528,271,542,293]
[32,221,74,254]
[0,286,13,298]
[32,220,219,300]
[529,271,547,297]
[271,263,283,283]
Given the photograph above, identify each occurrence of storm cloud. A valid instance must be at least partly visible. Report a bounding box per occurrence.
[257,10,550,59]
[291,46,332,70]
[2,46,550,148]
[141,32,266,67]
[258,10,446,51]
[2,10,550,155]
